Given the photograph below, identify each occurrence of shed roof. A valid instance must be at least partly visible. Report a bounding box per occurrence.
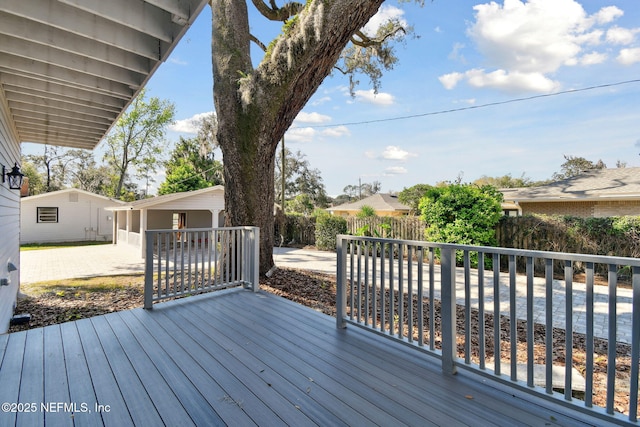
[21,188,124,204]
[501,167,640,202]
[328,193,410,213]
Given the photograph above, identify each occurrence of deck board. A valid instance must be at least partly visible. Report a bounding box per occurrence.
[0,288,625,426]
[43,326,73,427]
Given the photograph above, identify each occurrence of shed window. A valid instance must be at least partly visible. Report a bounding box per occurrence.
[37,207,59,223]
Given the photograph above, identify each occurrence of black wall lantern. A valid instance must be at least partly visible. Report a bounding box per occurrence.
[2,163,24,190]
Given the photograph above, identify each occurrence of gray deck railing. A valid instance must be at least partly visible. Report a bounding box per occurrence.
[144,227,259,308]
[336,234,640,425]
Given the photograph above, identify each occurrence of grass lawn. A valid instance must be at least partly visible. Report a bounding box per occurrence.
[20,241,112,251]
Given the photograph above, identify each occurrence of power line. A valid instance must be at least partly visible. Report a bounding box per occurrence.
[308,79,640,129]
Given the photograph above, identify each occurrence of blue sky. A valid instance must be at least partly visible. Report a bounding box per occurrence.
[23,0,640,196]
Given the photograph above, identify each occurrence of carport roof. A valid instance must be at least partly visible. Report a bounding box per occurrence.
[106,185,224,210]
[0,0,209,150]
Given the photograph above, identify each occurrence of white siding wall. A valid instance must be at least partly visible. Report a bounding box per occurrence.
[0,89,22,333]
[21,190,117,244]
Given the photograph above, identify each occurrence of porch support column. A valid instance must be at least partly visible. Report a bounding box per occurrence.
[140,208,147,258]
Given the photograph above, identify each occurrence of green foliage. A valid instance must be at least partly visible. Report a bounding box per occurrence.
[276,147,329,210]
[398,183,432,213]
[287,194,315,216]
[473,173,537,188]
[315,215,347,251]
[158,163,211,195]
[356,205,376,218]
[159,136,223,195]
[420,184,503,248]
[552,155,606,181]
[103,89,175,199]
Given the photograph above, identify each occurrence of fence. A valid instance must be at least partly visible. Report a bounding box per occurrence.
[336,234,640,424]
[144,227,259,308]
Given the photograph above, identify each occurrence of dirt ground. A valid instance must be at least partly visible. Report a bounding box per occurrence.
[9,267,634,417]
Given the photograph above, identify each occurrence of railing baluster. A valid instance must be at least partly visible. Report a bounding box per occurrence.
[389,242,395,336]
[630,265,640,421]
[545,258,553,395]
[372,242,377,330]
[398,243,404,340]
[464,250,471,364]
[478,251,486,370]
[564,260,573,401]
[357,242,362,323]
[606,264,617,414]
[417,246,424,347]
[429,247,435,350]
[585,262,595,407]
[526,256,534,388]
[509,254,517,381]
[380,241,386,333]
[365,241,370,326]
[493,253,501,376]
[407,245,413,343]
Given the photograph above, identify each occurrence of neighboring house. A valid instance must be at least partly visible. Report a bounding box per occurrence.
[328,193,411,217]
[501,167,640,217]
[20,189,124,244]
[0,0,208,333]
[107,186,225,257]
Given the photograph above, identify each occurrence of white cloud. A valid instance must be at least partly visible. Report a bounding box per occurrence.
[384,166,408,175]
[466,69,560,93]
[294,111,332,124]
[579,51,607,65]
[285,127,316,143]
[321,126,350,138]
[439,72,465,90]
[592,6,624,25]
[617,47,640,65]
[606,26,640,45]
[381,145,417,161]
[311,96,331,106]
[169,57,188,66]
[354,89,395,105]
[440,0,633,93]
[363,5,407,37]
[169,111,213,134]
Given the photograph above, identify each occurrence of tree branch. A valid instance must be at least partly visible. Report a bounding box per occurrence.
[250,34,267,52]
[250,0,304,21]
[351,27,406,48]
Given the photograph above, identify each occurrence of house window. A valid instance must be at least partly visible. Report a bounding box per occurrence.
[37,207,59,223]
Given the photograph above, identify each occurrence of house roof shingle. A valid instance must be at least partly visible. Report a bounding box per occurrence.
[328,193,410,213]
[501,167,640,202]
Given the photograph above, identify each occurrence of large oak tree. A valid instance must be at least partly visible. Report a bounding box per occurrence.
[211,1,420,274]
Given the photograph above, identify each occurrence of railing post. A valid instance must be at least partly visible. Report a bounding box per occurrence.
[336,235,347,328]
[440,246,458,375]
[251,227,260,292]
[144,230,154,309]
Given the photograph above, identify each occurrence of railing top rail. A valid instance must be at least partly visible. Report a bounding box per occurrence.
[337,234,640,266]
[146,226,258,234]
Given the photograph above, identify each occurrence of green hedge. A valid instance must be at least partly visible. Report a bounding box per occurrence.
[315,215,347,251]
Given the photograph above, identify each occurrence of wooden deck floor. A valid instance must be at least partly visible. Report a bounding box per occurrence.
[0,289,617,426]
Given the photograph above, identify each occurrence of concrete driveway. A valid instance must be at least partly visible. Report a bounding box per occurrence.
[19,244,337,284]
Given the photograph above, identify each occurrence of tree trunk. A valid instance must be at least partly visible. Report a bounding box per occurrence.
[211,0,385,275]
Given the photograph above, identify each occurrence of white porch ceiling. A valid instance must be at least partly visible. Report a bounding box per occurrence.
[0,0,209,150]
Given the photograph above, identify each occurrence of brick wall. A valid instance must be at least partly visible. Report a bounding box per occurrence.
[520,200,640,217]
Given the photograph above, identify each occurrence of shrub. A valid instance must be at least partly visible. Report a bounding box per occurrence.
[420,184,503,265]
[315,215,347,251]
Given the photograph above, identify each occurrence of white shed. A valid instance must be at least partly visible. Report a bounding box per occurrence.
[20,189,124,244]
[107,186,225,257]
